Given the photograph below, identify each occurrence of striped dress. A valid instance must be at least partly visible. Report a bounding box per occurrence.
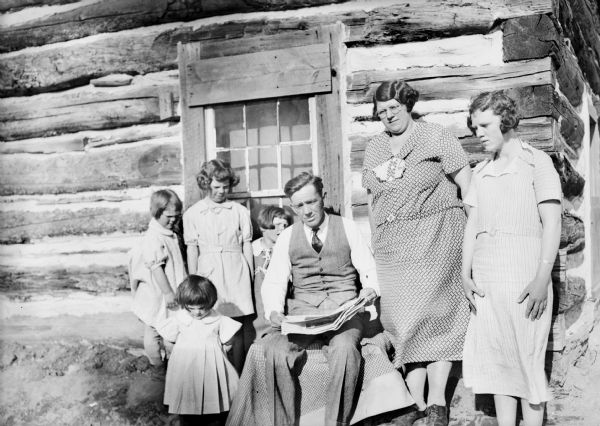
[362,122,470,365]
[462,141,561,403]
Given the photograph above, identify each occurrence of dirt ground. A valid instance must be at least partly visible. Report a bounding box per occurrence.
[1,291,599,426]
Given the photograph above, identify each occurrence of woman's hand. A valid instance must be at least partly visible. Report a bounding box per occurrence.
[517,278,549,320]
[462,275,484,313]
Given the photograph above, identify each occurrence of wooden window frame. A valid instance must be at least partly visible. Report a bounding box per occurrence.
[178,24,345,214]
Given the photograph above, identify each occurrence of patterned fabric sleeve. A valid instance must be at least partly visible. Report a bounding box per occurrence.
[438,127,469,174]
[219,316,242,344]
[182,208,198,246]
[361,134,384,195]
[141,235,168,271]
[533,151,562,203]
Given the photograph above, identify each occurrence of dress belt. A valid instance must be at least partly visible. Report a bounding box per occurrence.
[199,244,242,253]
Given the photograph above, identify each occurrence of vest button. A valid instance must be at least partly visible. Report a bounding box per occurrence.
[319,267,324,272]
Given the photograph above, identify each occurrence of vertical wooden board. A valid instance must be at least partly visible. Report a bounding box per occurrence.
[315,23,345,216]
[178,42,205,209]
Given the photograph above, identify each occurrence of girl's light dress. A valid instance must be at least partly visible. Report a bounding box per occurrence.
[183,198,254,318]
[157,309,241,414]
[462,141,561,404]
[128,218,187,326]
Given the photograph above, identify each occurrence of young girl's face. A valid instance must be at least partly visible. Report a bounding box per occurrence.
[186,305,211,319]
[261,217,289,245]
[157,203,181,231]
[208,179,230,204]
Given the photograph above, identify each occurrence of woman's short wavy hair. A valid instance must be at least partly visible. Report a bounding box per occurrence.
[468,91,520,134]
[372,80,420,119]
[195,158,240,191]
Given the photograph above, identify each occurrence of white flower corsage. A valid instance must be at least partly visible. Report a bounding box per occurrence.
[373,157,406,182]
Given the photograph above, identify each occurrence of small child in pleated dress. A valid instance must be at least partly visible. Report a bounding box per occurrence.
[157,274,241,426]
[128,189,186,367]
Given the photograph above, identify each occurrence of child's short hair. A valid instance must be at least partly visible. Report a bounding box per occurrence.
[149,189,182,220]
[256,206,289,230]
[176,275,218,310]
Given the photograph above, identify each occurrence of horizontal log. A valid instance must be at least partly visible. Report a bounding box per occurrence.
[551,153,585,200]
[503,14,585,107]
[0,0,78,14]
[557,0,600,97]
[0,122,181,154]
[347,32,503,72]
[0,71,179,141]
[0,0,350,52]
[0,0,553,96]
[0,185,183,243]
[0,138,182,195]
[0,266,129,293]
[350,99,471,120]
[0,206,147,244]
[346,58,554,104]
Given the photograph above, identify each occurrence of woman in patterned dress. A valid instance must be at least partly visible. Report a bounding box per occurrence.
[462,92,561,426]
[362,80,471,426]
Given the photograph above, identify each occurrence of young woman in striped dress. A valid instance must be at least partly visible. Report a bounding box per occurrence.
[462,91,562,426]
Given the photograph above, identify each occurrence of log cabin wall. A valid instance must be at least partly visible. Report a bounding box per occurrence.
[0,0,598,406]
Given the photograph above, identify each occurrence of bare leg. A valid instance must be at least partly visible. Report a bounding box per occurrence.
[520,399,545,426]
[425,361,452,406]
[494,394,518,426]
[405,363,427,410]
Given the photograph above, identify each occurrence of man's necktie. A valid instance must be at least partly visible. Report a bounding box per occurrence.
[311,227,323,253]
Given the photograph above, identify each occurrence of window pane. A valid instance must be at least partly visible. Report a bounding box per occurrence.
[248,147,278,191]
[279,97,310,142]
[281,144,312,184]
[214,104,245,148]
[217,150,247,192]
[246,100,278,146]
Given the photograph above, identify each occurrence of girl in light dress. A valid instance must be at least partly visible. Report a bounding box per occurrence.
[128,189,187,367]
[462,92,562,426]
[183,159,254,372]
[157,275,241,426]
[251,206,290,341]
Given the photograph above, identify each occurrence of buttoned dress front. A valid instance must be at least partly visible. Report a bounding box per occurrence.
[183,198,254,318]
[462,142,561,403]
[362,122,470,365]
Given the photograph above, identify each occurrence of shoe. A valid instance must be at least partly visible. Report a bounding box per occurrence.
[420,404,448,426]
[392,405,426,426]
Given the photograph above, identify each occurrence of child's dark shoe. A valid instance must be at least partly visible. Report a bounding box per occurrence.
[413,404,448,426]
[391,405,426,426]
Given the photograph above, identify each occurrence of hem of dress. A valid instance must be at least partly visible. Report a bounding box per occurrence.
[462,382,551,405]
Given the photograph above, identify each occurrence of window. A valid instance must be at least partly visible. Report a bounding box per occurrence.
[205,96,318,215]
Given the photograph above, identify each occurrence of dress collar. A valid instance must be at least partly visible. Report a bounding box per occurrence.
[198,198,234,213]
[477,140,535,177]
[148,218,174,236]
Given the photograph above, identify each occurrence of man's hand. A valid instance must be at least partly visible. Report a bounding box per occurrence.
[269,311,285,330]
[359,288,377,304]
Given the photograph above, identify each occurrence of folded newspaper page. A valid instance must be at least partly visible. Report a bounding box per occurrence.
[281,297,368,335]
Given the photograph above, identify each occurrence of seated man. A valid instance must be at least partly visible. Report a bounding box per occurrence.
[257,172,379,426]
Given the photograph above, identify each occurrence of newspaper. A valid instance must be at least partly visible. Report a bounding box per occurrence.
[281,297,369,335]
